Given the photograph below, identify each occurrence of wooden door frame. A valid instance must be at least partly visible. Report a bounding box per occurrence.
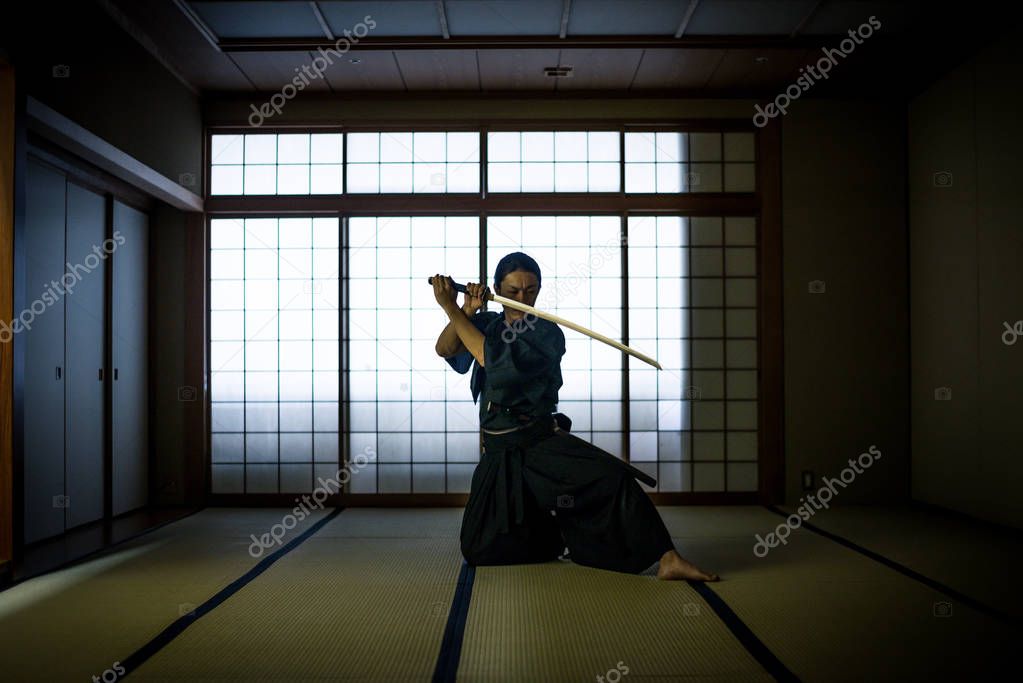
[0,60,16,582]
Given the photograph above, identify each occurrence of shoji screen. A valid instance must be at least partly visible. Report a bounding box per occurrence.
[486,215,625,457]
[346,216,481,494]
[209,217,341,494]
[626,216,758,492]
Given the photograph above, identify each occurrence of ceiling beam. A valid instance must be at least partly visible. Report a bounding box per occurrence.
[791,0,825,38]
[95,0,200,95]
[218,34,854,52]
[437,1,451,39]
[560,0,572,39]
[675,0,700,39]
[27,97,203,212]
[309,1,334,41]
[171,0,221,52]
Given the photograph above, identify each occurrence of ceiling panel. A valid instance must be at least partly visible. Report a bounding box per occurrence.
[191,1,326,39]
[554,48,645,90]
[702,48,765,90]
[101,0,1011,97]
[394,50,480,90]
[445,0,563,35]
[801,1,917,34]
[478,49,560,90]
[702,47,814,91]
[319,50,406,91]
[685,0,818,35]
[230,51,334,91]
[103,0,249,91]
[319,1,443,37]
[630,49,726,90]
[568,0,688,35]
[741,47,814,90]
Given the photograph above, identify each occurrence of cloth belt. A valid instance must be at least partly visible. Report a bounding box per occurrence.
[486,400,573,432]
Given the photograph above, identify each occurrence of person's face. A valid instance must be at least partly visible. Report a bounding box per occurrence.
[496,269,540,320]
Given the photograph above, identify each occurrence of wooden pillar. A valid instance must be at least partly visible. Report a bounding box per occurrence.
[0,59,16,579]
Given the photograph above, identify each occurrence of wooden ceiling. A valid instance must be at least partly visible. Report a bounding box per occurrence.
[73,1,1023,97]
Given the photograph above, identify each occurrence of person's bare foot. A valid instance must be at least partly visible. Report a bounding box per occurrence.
[656,550,719,581]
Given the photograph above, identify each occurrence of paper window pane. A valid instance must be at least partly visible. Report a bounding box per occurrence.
[211,166,243,195]
[311,133,343,163]
[278,134,310,164]
[212,135,244,164]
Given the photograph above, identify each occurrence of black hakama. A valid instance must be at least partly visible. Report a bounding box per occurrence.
[445,310,676,574]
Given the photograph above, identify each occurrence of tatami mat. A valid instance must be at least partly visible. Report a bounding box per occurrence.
[774,503,1023,618]
[129,509,463,682]
[661,506,1017,682]
[0,508,329,682]
[4,504,1016,682]
[458,559,774,682]
[313,507,464,538]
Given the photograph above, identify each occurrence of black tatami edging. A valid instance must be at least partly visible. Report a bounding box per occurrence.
[118,506,345,679]
[432,560,477,683]
[689,580,802,683]
[765,504,1022,630]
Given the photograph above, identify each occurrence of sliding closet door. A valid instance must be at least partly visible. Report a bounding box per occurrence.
[111,200,148,516]
[64,183,106,529]
[22,159,67,543]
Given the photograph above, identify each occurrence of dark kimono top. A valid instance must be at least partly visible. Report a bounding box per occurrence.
[444,310,565,430]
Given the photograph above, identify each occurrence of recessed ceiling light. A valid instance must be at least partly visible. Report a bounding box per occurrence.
[543,66,573,78]
[350,58,361,64]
